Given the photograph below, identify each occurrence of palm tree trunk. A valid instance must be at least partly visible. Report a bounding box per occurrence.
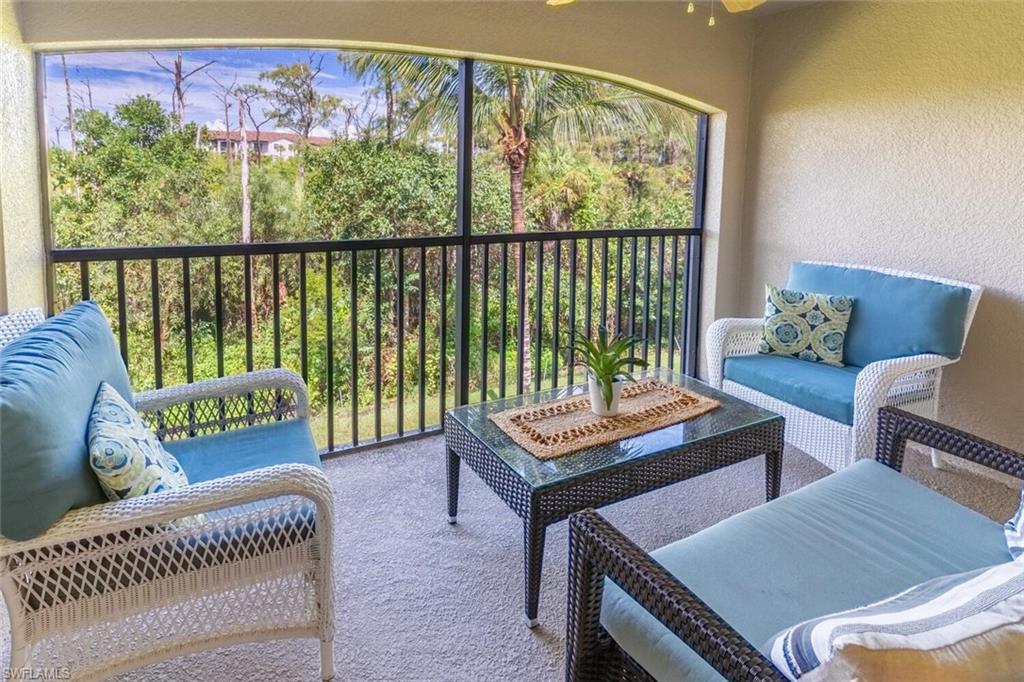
[509,157,526,235]
[508,158,532,389]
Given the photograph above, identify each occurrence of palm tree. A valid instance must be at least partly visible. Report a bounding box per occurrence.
[340,53,692,387]
[339,53,691,234]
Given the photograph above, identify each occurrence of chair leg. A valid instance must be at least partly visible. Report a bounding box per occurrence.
[926,400,947,470]
[320,638,334,681]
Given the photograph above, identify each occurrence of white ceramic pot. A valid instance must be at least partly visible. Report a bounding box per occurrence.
[588,375,623,417]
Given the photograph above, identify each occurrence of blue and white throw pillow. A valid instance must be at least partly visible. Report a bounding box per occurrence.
[1006,488,1024,559]
[88,382,190,501]
[758,285,854,367]
[769,560,1024,680]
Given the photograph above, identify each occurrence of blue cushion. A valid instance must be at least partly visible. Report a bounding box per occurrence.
[0,302,132,540]
[163,418,321,483]
[600,460,1009,682]
[724,354,859,424]
[787,262,972,367]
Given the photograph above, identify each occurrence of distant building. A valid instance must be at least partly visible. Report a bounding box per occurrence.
[205,129,332,160]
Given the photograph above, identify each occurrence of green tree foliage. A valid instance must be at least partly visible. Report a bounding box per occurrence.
[51,96,217,248]
[258,56,342,141]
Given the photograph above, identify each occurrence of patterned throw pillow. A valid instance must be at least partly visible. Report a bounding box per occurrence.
[87,382,190,501]
[758,285,854,367]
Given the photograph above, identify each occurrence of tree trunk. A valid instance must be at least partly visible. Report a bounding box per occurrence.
[509,159,526,235]
[239,99,256,330]
[223,99,233,173]
[61,55,81,200]
[508,157,532,388]
[238,96,251,245]
[173,53,186,128]
[60,56,76,158]
[385,75,395,145]
[296,123,312,183]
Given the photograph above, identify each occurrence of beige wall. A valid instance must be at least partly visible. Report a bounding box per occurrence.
[0,0,47,312]
[7,0,758,349]
[741,1,1024,449]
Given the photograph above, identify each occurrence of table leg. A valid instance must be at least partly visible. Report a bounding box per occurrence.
[523,517,546,628]
[447,447,460,524]
[765,448,783,501]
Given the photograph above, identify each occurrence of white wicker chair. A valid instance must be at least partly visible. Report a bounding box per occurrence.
[706,263,983,472]
[0,368,336,681]
[0,308,44,350]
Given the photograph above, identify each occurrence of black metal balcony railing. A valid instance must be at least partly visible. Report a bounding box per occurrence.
[49,227,702,456]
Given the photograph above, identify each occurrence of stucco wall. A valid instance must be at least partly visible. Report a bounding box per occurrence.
[741,1,1024,449]
[8,0,759,358]
[0,0,46,312]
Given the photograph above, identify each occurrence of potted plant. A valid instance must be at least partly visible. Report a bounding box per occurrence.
[573,327,648,417]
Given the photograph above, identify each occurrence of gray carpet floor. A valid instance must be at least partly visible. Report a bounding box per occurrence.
[3,438,1018,681]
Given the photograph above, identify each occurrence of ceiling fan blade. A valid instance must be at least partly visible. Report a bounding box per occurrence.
[721,0,767,13]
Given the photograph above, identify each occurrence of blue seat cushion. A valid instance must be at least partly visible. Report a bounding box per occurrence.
[163,418,321,483]
[724,354,859,424]
[787,262,972,367]
[600,460,1009,682]
[0,302,133,540]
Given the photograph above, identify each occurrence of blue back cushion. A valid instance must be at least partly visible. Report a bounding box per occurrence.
[0,302,132,540]
[787,263,972,367]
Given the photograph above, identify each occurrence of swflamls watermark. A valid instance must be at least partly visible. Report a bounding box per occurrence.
[4,668,72,680]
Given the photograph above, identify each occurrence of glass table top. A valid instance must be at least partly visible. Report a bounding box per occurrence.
[446,368,782,491]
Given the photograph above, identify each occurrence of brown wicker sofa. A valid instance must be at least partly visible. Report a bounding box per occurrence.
[564,407,1024,681]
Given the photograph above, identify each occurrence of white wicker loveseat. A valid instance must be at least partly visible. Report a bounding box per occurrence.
[706,262,982,471]
[0,302,335,680]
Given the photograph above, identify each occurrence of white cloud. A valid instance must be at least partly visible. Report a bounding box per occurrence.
[44,48,392,144]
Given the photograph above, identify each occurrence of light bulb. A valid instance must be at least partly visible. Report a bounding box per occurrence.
[708,14,716,26]
[687,1,695,13]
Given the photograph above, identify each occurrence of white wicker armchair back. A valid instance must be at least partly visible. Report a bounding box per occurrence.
[0,307,45,351]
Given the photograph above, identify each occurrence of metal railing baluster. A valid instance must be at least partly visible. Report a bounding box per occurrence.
[396,247,405,437]
[418,247,427,430]
[551,240,560,388]
[351,250,359,446]
[375,249,383,442]
[499,243,508,398]
[150,259,162,389]
[480,243,489,402]
[326,251,335,449]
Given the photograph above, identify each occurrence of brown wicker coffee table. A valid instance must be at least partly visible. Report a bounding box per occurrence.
[443,368,784,627]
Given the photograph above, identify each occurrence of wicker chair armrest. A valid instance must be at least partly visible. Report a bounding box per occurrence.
[134,368,310,419]
[853,354,951,415]
[566,509,783,682]
[0,463,333,554]
[705,318,763,388]
[850,354,952,462]
[874,406,1024,478]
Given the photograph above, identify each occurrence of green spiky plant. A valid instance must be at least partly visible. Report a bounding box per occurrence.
[573,327,648,411]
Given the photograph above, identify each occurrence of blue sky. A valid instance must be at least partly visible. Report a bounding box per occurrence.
[43,48,377,145]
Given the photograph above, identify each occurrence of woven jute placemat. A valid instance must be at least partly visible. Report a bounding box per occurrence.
[489,378,720,460]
